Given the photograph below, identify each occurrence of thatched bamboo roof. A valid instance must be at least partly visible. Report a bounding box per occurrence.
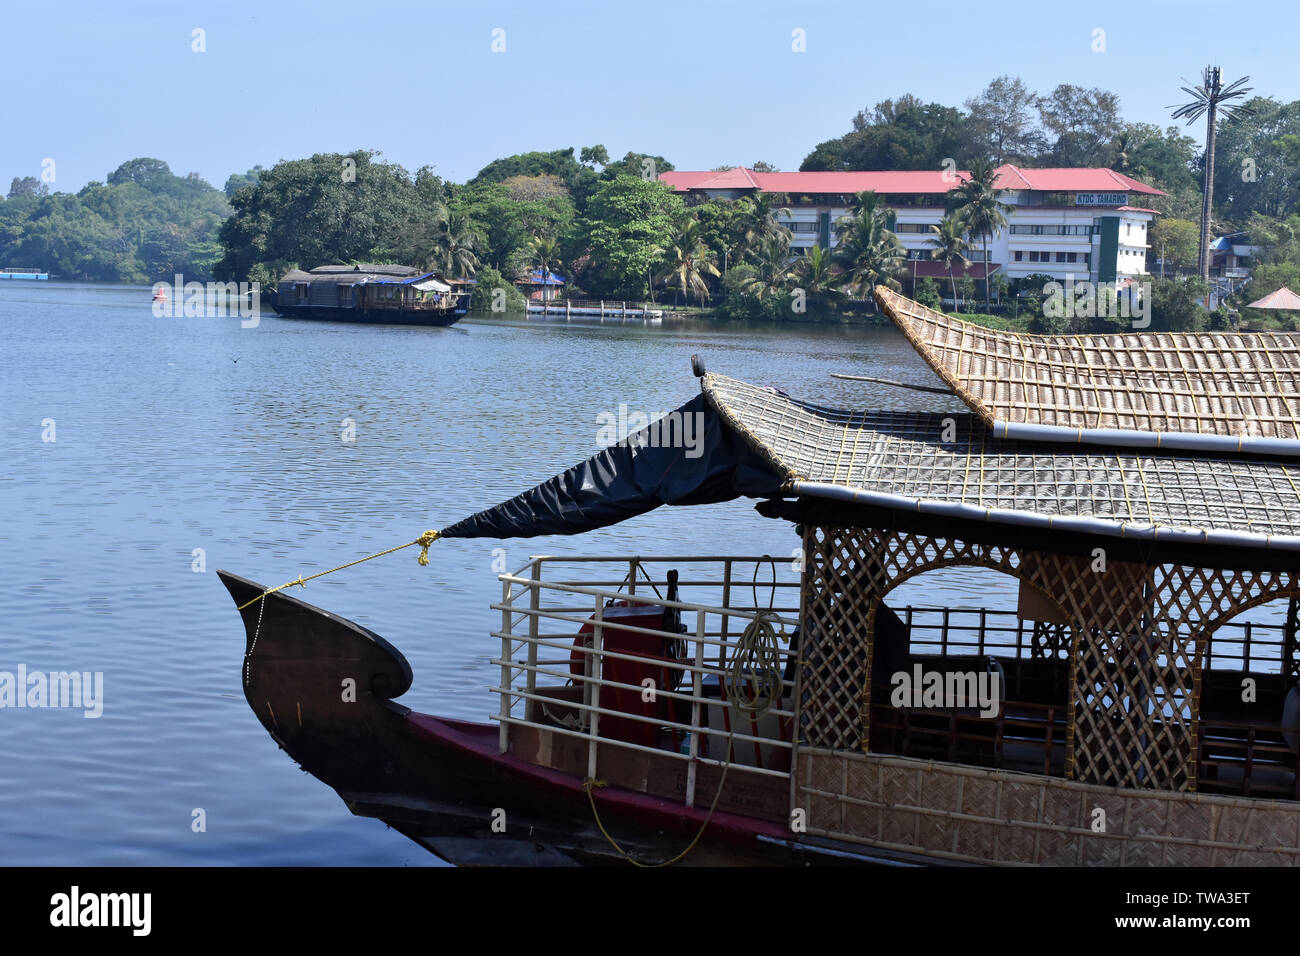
[702,371,1300,551]
[874,287,1300,457]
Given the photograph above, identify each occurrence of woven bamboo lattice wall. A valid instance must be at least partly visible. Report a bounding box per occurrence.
[875,286,1300,445]
[799,524,1300,791]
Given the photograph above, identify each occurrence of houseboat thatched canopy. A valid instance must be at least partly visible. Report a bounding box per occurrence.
[875,287,1300,456]
[438,366,1300,563]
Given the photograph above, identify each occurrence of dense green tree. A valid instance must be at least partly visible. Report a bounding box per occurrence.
[449,181,575,274]
[8,176,48,199]
[0,157,228,281]
[469,265,527,313]
[1114,123,1199,196]
[574,176,681,299]
[965,76,1045,164]
[1208,96,1300,220]
[215,150,435,285]
[579,145,609,167]
[1148,276,1209,331]
[223,166,264,198]
[1037,85,1123,166]
[801,95,979,171]
[913,277,942,310]
[1149,218,1200,274]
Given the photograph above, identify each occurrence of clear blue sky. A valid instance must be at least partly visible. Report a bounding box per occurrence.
[5,0,1297,193]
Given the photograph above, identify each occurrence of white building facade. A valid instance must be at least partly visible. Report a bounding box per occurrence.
[660,165,1162,290]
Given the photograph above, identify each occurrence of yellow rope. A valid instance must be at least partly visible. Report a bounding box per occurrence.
[582,733,733,868]
[237,530,441,610]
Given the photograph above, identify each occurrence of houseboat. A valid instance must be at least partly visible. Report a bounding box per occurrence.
[268,264,470,326]
[0,266,49,280]
[221,287,1300,866]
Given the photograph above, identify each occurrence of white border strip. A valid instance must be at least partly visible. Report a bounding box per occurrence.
[990,419,1300,457]
[790,481,1300,553]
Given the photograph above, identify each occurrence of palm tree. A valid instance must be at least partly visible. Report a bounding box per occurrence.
[524,235,563,301]
[423,210,480,278]
[738,233,797,300]
[794,244,844,311]
[832,191,905,300]
[736,192,793,260]
[926,216,969,311]
[657,218,720,306]
[947,158,1011,312]
[1171,66,1253,283]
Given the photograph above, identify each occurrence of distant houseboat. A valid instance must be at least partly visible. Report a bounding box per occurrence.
[270,264,470,326]
[0,267,49,280]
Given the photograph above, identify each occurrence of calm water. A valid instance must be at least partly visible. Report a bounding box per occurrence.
[0,281,993,866]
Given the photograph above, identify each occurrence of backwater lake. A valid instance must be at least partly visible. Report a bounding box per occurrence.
[2,281,1017,865]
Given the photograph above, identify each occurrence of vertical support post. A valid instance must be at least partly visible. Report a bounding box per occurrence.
[587,596,604,781]
[628,558,637,598]
[721,559,732,672]
[498,575,514,754]
[525,559,540,712]
[686,609,706,808]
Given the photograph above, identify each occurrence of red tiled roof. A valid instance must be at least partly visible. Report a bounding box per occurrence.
[907,260,1001,279]
[658,170,717,190]
[994,165,1164,195]
[660,164,1165,197]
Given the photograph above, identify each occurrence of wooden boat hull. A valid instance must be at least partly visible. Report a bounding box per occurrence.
[218,571,920,866]
[262,289,466,327]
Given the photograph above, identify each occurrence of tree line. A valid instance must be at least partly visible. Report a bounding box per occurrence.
[3,73,1297,324]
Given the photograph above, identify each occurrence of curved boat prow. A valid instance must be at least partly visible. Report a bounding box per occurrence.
[216,570,414,792]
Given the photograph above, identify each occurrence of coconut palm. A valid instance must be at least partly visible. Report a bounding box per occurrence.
[832,191,905,300]
[424,210,480,278]
[794,244,844,311]
[738,233,797,300]
[523,234,563,301]
[947,158,1011,312]
[657,218,720,305]
[735,192,793,260]
[1171,66,1254,282]
[926,216,970,311]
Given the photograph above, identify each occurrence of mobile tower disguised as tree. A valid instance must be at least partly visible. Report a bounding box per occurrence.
[1171,66,1253,283]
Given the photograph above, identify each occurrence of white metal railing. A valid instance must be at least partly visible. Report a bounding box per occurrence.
[489,555,801,808]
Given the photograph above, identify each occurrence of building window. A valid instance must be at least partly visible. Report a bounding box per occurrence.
[1014,251,1023,262]
[790,221,819,233]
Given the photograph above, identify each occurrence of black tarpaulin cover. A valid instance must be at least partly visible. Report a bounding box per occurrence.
[438,394,785,539]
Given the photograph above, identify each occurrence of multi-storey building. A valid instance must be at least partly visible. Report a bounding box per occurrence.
[660,165,1163,291]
